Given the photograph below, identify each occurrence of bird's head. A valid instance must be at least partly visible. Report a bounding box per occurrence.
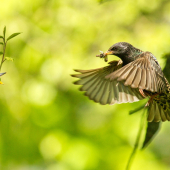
[105,42,133,57]
[96,42,140,64]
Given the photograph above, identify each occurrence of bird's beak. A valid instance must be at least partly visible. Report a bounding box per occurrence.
[96,50,114,62]
[102,51,113,62]
[105,51,113,55]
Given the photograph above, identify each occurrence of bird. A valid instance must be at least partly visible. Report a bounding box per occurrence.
[71,42,170,122]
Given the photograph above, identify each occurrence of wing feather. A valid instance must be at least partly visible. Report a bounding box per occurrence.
[139,69,146,89]
[145,69,151,90]
[105,52,166,93]
[131,67,142,88]
[100,81,110,105]
[71,60,144,105]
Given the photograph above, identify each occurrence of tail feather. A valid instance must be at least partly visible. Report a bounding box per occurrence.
[148,100,169,122]
[148,101,156,122]
[165,109,170,121]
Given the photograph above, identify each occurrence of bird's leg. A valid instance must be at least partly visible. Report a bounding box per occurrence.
[139,89,146,97]
[139,89,160,107]
[145,93,160,107]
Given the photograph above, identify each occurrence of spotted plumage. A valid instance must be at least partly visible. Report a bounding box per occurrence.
[71,42,170,122]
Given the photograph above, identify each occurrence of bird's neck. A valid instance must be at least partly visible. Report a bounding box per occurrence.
[118,48,143,66]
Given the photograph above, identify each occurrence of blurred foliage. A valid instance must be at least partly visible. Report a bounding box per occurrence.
[142,122,160,149]
[0,0,170,170]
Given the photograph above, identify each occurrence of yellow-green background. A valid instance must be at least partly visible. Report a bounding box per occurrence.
[0,0,170,169]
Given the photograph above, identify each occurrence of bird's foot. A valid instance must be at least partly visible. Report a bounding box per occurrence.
[139,89,146,98]
[145,93,160,107]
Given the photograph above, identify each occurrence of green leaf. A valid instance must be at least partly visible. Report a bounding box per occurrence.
[7,32,21,41]
[0,42,3,45]
[5,57,14,61]
[0,52,3,55]
[3,26,6,37]
[0,36,3,39]
[142,122,160,149]
[129,104,145,115]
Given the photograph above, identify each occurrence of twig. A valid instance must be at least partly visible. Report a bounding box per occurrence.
[0,39,6,71]
[126,108,146,170]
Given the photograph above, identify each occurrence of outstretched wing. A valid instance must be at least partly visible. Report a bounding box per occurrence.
[71,60,144,105]
[105,52,166,93]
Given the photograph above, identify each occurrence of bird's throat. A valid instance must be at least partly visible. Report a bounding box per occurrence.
[118,51,142,66]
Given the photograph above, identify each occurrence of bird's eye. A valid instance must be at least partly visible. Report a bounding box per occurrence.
[112,47,117,51]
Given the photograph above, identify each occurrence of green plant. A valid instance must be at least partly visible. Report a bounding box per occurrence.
[0,26,21,83]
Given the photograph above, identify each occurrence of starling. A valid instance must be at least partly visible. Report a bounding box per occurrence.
[71,42,170,122]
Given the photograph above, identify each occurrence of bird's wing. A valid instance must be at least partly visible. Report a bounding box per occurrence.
[71,60,144,105]
[105,52,166,93]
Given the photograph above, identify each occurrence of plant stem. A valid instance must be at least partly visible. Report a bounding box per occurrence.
[0,39,6,71]
[126,109,146,170]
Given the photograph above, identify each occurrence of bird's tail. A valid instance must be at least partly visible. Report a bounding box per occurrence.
[147,100,170,122]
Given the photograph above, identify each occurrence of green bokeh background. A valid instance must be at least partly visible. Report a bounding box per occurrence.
[0,0,170,169]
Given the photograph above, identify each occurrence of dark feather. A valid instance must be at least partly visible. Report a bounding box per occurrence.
[105,52,166,93]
